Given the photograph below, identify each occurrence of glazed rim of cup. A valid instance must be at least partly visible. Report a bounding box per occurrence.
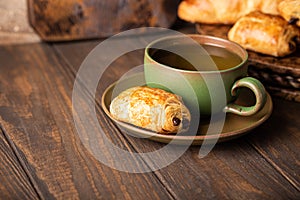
[145,34,248,74]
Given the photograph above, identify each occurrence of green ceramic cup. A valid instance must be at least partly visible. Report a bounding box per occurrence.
[144,34,267,117]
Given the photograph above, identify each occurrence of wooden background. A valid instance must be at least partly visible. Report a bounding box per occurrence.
[28,0,180,41]
[1,0,180,43]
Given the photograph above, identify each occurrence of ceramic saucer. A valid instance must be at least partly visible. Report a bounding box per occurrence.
[101,80,273,145]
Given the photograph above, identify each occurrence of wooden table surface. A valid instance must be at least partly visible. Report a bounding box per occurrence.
[0,27,300,199]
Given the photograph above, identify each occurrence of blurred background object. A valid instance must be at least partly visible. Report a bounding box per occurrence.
[27,0,181,41]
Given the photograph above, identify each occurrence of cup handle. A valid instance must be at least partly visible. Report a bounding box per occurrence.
[223,77,267,116]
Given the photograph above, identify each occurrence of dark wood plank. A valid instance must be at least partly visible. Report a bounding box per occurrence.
[0,126,40,199]
[0,44,172,199]
[54,39,300,199]
[246,97,300,191]
[156,139,299,199]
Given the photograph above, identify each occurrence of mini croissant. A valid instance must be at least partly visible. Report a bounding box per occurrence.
[278,0,300,27]
[177,0,282,24]
[228,11,300,57]
[110,86,191,134]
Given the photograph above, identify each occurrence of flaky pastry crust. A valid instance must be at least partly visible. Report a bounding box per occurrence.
[110,86,191,134]
[278,0,300,27]
[228,11,300,57]
[178,0,283,24]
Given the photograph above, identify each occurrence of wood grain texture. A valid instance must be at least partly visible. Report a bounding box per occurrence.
[0,25,298,199]
[54,38,300,199]
[246,97,300,191]
[28,0,180,41]
[0,126,40,200]
[0,43,173,199]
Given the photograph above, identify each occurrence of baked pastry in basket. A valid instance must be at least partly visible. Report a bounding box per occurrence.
[228,11,300,57]
[110,86,191,134]
[278,0,300,27]
[177,0,282,24]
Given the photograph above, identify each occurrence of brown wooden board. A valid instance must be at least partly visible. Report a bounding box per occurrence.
[28,0,180,41]
[246,97,300,191]
[196,24,300,102]
[0,43,173,199]
[53,38,300,199]
[0,127,40,200]
[0,26,299,199]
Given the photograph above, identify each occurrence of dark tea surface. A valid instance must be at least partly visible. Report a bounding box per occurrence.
[150,44,242,71]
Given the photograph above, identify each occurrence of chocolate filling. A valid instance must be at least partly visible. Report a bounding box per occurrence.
[288,17,299,25]
[172,117,181,126]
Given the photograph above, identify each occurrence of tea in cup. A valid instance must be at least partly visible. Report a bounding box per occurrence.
[144,34,266,117]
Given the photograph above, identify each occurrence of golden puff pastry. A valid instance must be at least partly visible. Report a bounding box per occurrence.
[178,0,283,24]
[278,0,300,27]
[228,11,300,57]
[110,86,191,134]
